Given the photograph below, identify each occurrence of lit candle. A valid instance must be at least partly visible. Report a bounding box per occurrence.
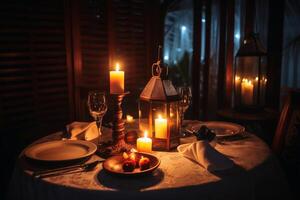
[126,115,134,123]
[137,131,152,153]
[241,78,254,105]
[110,63,124,94]
[155,114,167,139]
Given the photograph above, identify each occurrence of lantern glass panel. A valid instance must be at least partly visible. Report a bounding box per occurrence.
[169,102,180,138]
[138,99,150,134]
[138,99,180,150]
[234,55,267,110]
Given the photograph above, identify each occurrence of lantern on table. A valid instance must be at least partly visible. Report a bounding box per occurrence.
[233,33,267,112]
[138,58,181,151]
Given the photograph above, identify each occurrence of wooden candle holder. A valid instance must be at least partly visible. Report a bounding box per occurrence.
[98,92,132,157]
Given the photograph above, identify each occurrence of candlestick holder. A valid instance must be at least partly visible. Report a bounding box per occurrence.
[97,91,132,157]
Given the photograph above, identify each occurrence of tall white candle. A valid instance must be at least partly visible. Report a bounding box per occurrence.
[241,79,254,105]
[155,114,167,139]
[110,63,124,94]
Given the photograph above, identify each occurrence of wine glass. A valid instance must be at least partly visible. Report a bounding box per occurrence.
[87,91,107,142]
[177,86,192,135]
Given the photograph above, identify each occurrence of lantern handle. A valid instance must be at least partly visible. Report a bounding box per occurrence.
[152,45,169,77]
[152,61,162,77]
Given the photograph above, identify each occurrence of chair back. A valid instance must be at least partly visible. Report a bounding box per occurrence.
[272,90,300,154]
[272,89,300,198]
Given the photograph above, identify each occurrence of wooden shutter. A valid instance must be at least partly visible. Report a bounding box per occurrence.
[111,0,149,91]
[73,0,158,120]
[109,0,152,117]
[71,0,109,120]
[0,0,71,139]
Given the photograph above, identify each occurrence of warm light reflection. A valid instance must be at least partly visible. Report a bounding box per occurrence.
[130,148,138,153]
[129,152,135,161]
[123,152,129,159]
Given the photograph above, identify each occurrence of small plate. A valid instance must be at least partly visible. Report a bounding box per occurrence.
[103,152,160,176]
[191,121,245,137]
[24,140,97,162]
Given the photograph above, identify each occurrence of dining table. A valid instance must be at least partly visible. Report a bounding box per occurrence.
[7,120,291,200]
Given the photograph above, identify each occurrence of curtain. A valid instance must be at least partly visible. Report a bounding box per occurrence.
[281,0,300,89]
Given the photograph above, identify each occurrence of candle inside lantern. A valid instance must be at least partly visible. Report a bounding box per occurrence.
[137,131,152,153]
[235,76,241,83]
[241,78,254,105]
[126,115,134,123]
[155,114,167,139]
[110,63,124,94]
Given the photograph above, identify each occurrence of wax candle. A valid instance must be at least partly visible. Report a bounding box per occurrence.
[155,114,167,139]
[241,79,254,105]
[235,76,241,83]
[110,63,124,94]
[137,131,152,153]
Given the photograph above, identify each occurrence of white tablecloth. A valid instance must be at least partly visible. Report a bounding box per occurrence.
[7,122,291,200]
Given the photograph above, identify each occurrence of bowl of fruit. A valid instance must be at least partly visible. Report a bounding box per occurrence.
[102,152,160,177]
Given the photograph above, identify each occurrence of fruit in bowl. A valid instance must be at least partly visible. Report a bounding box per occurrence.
[122,159,136,172]
[139,156,150,170]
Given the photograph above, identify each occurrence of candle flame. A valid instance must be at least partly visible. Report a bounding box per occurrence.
[144,130,148,138]
[115,63,120,71]
[235,76,241,82]
[158,114,162,119]
[255,77,258,81]
[242,78,253,85]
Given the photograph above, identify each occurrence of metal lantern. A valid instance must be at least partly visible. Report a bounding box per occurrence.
[233,33,267,112]
[138,59,181,151]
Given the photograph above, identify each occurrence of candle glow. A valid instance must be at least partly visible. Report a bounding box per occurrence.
[110,62,124,94]
[241,78,254,105]
[155,114,168,139]
[137,131,152,153]
[126,115,134,123]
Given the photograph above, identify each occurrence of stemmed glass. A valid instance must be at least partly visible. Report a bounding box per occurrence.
[177,86,192,136]
[87,91,107,142]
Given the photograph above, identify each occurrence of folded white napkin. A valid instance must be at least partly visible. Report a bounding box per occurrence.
[66,121,99,144]
[177,141,234,171]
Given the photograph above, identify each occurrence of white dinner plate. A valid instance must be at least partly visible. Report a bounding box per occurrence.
[191,121,245,137]
[24,140,97,162]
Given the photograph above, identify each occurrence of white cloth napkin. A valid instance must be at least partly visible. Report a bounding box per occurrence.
[177,141,234,171]
[66,121,99,144]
